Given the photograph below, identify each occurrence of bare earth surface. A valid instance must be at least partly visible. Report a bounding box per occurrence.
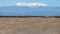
[0,17,60,34]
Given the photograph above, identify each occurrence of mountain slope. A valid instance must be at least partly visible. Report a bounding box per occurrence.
[0,6,60,16]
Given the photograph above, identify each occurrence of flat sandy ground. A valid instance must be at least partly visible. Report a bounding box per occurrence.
[0,17,60,34]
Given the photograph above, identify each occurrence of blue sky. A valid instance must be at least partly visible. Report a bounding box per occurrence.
[0,0,60,7]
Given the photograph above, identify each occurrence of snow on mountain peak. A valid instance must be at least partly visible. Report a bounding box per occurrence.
[8,2,48,7]
[15,2,48,7]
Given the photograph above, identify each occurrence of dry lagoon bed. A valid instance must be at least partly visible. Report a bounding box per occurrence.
[0,17,60,34]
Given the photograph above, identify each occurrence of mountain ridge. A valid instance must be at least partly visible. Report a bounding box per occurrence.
[0,6,60,16]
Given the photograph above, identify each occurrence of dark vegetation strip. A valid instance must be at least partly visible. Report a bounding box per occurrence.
[0,16,60,18]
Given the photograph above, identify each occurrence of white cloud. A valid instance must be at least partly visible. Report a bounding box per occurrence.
[15,2,48,7]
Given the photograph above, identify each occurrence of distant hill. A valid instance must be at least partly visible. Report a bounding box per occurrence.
[0,6,60,16]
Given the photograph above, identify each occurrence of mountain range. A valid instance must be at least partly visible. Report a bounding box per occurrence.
[0,6,60,16]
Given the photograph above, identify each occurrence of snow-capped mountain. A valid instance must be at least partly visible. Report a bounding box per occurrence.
[0,6,60,16]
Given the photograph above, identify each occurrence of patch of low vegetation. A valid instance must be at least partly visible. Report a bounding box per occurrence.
[0,16,60,18]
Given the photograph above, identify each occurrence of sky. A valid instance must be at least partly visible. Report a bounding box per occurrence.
[0,0,60,7]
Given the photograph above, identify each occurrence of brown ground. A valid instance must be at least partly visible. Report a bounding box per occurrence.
[0,17,60,34]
